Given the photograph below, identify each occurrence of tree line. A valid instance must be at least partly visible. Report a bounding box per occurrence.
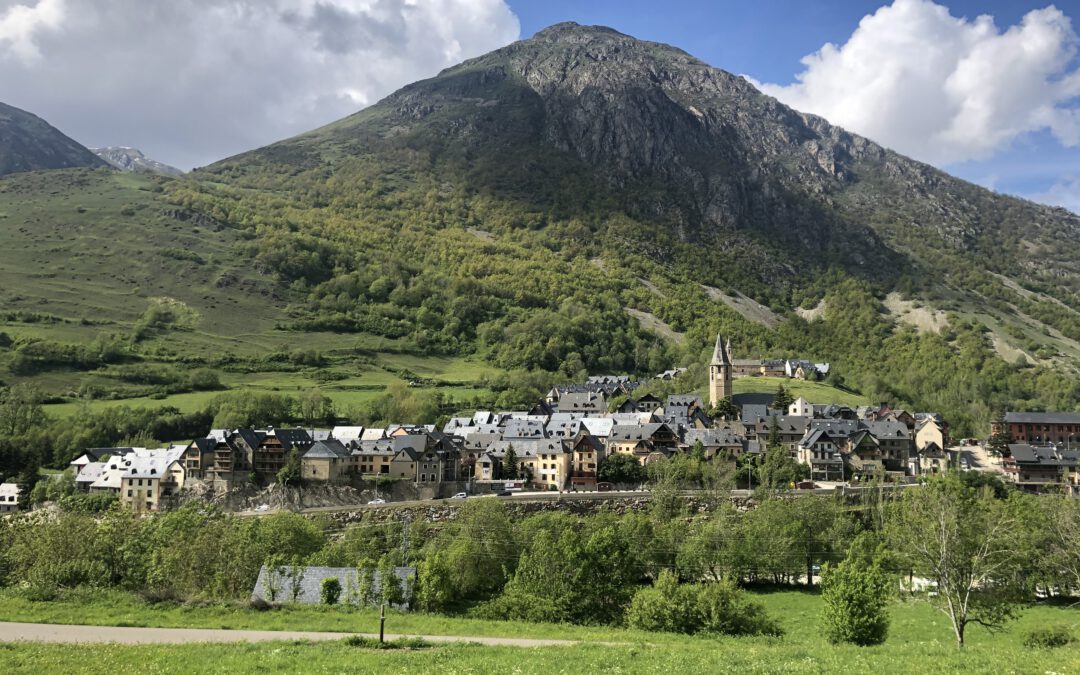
[3,474,1078,648]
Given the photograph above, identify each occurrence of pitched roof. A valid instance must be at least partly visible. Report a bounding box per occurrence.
[711,334,731,366]
[303,439,350,459]
[1004,412,1080,425]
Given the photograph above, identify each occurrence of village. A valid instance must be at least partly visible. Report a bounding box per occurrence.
[3,335,1077,514]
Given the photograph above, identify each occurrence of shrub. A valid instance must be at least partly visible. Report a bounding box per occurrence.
[321,577,342,606]
[696,578,783,637]
[624,570,697,634]
[1023,625,1075,649]
[626,572,783,637]
[820,559,892,646]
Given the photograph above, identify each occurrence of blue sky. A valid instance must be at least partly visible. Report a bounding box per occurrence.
[509,0,1080,210]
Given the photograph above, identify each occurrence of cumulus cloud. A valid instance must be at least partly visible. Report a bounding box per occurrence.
[0,0,520,169]
[752,0,1080,165]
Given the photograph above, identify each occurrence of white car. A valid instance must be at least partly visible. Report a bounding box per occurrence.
[450,492,468,499]
[367,498,386,505]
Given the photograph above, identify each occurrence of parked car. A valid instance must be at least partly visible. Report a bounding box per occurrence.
[451,492,468,499]
[367,498,386,505]
[495,490,513,497]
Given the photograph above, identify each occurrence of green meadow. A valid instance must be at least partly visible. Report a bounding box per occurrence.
[0,589,1076,673]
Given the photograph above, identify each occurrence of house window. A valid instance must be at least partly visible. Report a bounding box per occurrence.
[127,490,132,497]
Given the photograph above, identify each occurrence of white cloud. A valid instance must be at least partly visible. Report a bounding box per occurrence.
[0,0,64,63]
[0,0,520,169]
[752,0,1080,165]
[1035,175,1080,214]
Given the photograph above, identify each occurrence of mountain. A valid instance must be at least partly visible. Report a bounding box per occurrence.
[3,23,1080,435]
[212,23,1080,295]
[0,102,108,176]
[92,147,184,177]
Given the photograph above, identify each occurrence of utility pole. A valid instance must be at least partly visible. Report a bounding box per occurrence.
[806,524,814,588]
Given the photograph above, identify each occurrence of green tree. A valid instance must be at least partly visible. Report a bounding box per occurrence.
[597,452,645,485]
[504,443,519,480]
[300,388,335,428]
[690,440,706,462]
[0,383,47,437]
[277,448,303,487]
[986,409,1012,457]
[887,474,1026,647]
[820,558,892,645]
[772,384,794,411]
[320,576,342,605]
[710,397,739,421]
[378,556,405,607]
[757,435,807,490]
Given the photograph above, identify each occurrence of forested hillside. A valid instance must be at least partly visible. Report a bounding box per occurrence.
[2,22,1080,471]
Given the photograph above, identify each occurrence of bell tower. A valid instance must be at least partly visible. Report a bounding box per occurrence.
[709,333,733,407]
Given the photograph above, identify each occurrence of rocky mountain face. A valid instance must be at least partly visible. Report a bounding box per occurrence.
[215,23,1080,306]
[92,146,184,177]
[0,102,107,176]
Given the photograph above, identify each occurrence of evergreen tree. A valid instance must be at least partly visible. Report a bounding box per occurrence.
[772,384,794,411]
[987,409,1012,457]
[504,443,518,480]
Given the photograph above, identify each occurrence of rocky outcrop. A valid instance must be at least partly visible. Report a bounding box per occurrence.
[92,146,184,177]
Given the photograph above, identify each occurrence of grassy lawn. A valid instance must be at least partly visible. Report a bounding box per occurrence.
[0,589,1077,673]
[733,377,869,407]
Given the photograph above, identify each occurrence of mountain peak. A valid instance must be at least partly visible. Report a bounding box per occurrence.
[92,146,184,177]
[531,22,628,41]
[0,101,107,176]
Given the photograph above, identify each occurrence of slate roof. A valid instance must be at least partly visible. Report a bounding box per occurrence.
[486,439,564,458]
[863,420,910,439]
[580,418,615,437]
[503,419,548,439]
[1004,412,1080,425]
[609,423,671,441]
[683,428,743,448]
[1009,443,1080,466]
[303,439,350,459]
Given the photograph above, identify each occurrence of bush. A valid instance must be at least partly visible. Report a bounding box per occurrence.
[1023,625,1075,649]
[626,571,783,637]
[321,577,342,606]
[820,559,892,646]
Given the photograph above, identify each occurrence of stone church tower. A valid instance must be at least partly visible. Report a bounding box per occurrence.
[709,333,733,408]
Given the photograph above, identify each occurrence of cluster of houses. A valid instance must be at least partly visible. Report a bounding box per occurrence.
[14,337,1077,516]
[45,336,951,512]
[993,412,1080,491]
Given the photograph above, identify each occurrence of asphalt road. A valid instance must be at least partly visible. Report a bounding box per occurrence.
[0,622,583,647]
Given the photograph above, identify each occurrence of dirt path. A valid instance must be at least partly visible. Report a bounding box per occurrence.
[0,622,583,647]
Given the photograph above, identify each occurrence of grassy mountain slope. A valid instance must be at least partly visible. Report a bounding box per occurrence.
[0,102,107,176]
[2,24,1080,437]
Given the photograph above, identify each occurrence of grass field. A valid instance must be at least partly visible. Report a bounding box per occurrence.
[41,354,498,418]
[0,589,1076,673]
[733,377,869,407]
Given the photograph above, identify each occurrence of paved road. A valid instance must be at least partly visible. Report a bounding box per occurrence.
[0,622,583,647]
